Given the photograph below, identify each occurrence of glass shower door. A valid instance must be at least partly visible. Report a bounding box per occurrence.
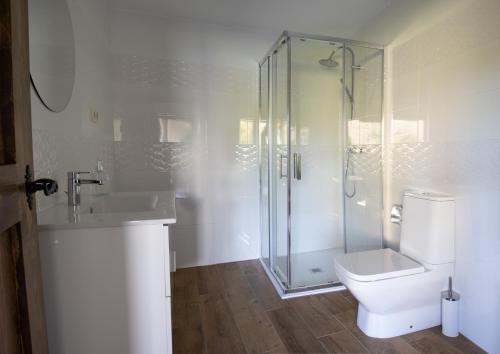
[289,37,345,288]
[270,40,289,286]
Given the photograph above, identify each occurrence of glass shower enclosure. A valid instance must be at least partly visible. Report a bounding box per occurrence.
[259,32,384,295]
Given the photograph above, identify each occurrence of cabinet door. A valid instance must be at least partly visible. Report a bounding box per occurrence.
[163,225,171,296]
[165,297,172,354]
[39,224,171,354]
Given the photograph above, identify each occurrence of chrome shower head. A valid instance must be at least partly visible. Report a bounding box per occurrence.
[319,47,339,68]
[319,57,339,68]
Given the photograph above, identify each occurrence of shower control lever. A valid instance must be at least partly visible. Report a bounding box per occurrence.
[293,153,302,180]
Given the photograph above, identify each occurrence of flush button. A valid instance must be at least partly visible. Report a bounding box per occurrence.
[390,204,403,225]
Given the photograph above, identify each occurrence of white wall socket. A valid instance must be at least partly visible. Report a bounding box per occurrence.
[90,108,99,123]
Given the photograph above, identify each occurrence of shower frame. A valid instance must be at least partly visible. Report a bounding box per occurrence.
[258,31,384,296]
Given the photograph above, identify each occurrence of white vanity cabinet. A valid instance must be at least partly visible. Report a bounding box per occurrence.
[37,192,176,354]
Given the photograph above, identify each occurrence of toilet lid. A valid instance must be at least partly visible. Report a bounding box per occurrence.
[335,248,425,282]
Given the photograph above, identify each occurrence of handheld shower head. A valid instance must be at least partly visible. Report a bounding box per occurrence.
[340,78,354,105]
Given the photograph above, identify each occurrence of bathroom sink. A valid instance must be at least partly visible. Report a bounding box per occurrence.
[37,191,177,228]
[85,193,159,214]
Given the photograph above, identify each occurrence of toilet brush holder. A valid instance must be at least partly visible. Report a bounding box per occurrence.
[441,277,460,337]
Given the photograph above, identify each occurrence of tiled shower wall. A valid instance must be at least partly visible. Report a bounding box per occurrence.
[382,0,500,352]
[110,11,274,267]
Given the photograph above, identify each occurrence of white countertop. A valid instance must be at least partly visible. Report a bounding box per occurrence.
[37,191,177,230]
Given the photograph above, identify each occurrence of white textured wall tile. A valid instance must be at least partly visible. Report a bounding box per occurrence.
[110,11,274,267]
[385,0,500,351]
[32,0,114,212]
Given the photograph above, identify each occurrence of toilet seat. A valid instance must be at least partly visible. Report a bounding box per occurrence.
[335,248,425,282]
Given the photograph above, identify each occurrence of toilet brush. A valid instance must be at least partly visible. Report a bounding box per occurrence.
[442,276,460,337]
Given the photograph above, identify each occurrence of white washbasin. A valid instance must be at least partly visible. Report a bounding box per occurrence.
[37,191,177,228]
[85,193,159,214]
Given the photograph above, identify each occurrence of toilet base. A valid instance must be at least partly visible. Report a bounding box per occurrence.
[357,303,441,338]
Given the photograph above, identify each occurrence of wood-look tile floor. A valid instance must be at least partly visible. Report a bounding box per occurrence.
[172,260,485,354]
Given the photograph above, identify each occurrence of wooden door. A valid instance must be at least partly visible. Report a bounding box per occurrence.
[0,0,49,352]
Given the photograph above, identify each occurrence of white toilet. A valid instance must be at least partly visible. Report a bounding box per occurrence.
[335,190,455,338]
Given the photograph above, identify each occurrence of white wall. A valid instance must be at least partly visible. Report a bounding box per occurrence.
[32,0,114,211]
[361,0,500,352]
[110,10,275,267]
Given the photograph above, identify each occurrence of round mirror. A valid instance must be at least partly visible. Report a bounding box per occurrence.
[28,0,75,112]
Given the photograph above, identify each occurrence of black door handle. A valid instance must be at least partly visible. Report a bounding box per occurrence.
[25,165,58,209]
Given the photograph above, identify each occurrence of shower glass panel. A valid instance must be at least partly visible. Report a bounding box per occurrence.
[270,40,289,285]
[259,58,270,267]
[289,38,345,288]
[259,32,383,295]
[343,46,384,253]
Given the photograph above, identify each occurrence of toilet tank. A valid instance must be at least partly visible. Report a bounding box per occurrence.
[400,191,455,265]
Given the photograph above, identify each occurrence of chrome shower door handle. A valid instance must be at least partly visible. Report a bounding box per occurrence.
[279,154,287,179]
[293,152,302,180]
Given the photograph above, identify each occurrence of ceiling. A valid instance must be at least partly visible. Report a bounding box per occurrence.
[111,0,394,38]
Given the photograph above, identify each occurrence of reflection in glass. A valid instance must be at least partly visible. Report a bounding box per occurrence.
[113,119,122,142]
[158,116,193,143]
[392,119,425,143]
[239,119,256,145]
